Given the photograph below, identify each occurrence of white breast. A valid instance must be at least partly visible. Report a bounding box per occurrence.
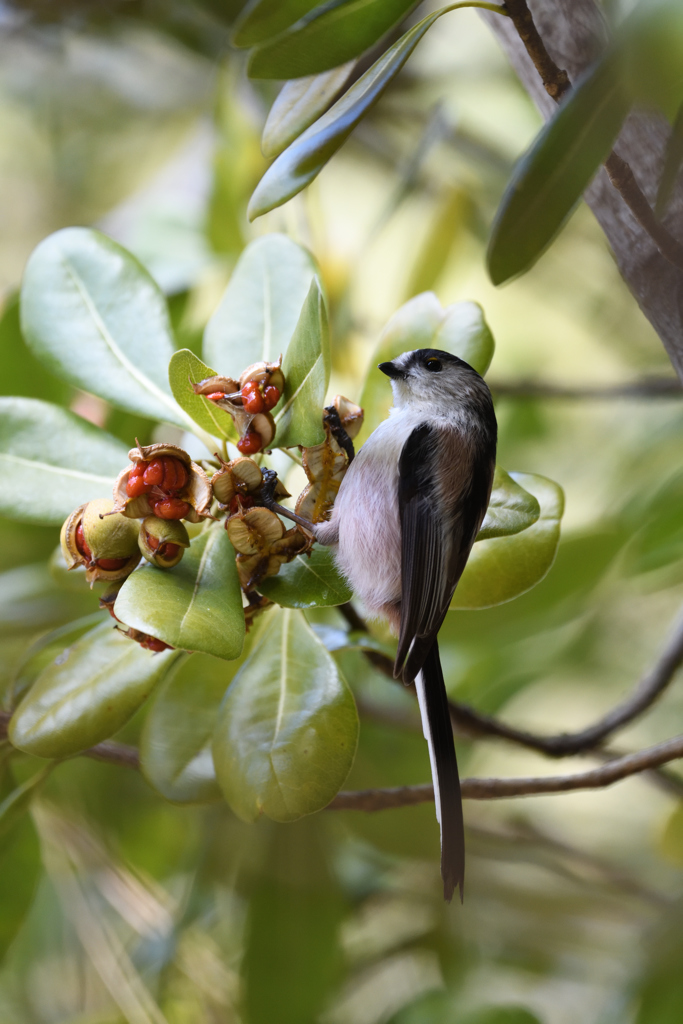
[317,408,424,619]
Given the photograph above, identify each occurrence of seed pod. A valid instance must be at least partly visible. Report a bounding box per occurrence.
[333,395,364,440]
[271,527,313,564]
[60,499,140,586]
[251,412,276,450]
[239,357,285,395]
[237,552,282,591]
[211,455,268,508]
[227,506,285,555]
[111,441,212,522]
[119,625,173,652]
[191,375,240,398]
[139,517,190,568]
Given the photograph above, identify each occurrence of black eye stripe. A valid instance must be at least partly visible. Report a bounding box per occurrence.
[425,358,442,372]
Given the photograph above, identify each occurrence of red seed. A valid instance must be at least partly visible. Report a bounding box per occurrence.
[151,496,191,520]
[142,458,164,487]
[95,556,129,571]
[237,432,262,455]
[206,392,226,401]
[75,522,92,560]
[139,635,172,652]
[158,542,180,559]
[263,385,281,410]
[126,464,149,498]
[241,381,265,414]
[229,494,255,515]
[143,456,189,493]
[146,532,160,550]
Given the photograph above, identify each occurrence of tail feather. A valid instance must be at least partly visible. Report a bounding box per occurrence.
[414,641,465,902]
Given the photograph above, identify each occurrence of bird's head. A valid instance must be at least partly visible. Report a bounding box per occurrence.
[378,348,491,416]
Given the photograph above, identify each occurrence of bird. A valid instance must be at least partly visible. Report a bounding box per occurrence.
[265,348,497,901]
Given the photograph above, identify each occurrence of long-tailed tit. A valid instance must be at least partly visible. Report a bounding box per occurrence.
[265,348,497,901]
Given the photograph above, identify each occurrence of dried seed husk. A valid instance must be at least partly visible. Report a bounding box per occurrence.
[183,462,213,523]
[226,506,285,555]
[251,412,276,449]
[139,517,190,568]
[111,448,212,523]
[61,501,141,586]
[128,441,193,467]
[211,455,264,507]
[297,431,347,523]
[190,375,239,397]
[333,395,364,440]
[60,504,88,571]
[239,358,285,394]
[271,527,313,563]
[237,552,282,590]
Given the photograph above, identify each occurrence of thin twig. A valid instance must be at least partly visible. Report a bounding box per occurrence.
[489,377,683,399]
[503,0,683,273]
[327,735,683,809]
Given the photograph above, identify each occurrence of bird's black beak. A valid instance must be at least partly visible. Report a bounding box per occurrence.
[378,361,404,380]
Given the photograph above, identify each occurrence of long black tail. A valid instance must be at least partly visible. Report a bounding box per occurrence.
[414,641,465,902]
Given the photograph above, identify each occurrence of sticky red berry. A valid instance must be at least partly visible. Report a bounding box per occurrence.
[139,635,172,652]
[229,494,255,515]
[146,532,160,551]
[75,522,92,560]
[150,496,191,520]
[95,556,129,571]
[143,457,188,493]
[126,464,149,498]
[263,385,281,410]
[206,392,226,401]
[237,432,262,455]
[159,542,181,559]
[241,381,265,414]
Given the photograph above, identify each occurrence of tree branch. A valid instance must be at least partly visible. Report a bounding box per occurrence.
[327,735,683,810]
[489,377,683,399]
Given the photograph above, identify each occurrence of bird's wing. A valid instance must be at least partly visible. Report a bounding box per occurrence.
[395,422,494,681]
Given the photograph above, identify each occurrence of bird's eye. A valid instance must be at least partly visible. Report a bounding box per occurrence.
[425,358,442,372]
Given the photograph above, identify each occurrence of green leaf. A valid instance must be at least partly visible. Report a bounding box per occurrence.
[262,63,356,158]
[248,0,419,80]
[0,292,71,404]
[274,278,330,448]
[212,607,358,822]
[487,57,631,285]
[477,467,540,541]
[0,563,95,640]
[622,0,683,118]
[168,349,237,441]
[9,621,178,759]
[247,7,449,219]
[258,546,352,607]
[0,760,42,963]
[140,653,244,804]
[115,525,245,661]
[232,0,319,48]
[9,612,107,709]
[0,397,127,526]
[0,763,55,840]
[461,1009,543,1024]
[203,234,315,378]
[359,294,495,443]
[20,227,190,428]
[451,473,564,609]
[656,101,683,217]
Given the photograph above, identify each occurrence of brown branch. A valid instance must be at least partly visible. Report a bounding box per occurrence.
[327,735,683,809]
[503,0,683,273]
[489,377,683,399]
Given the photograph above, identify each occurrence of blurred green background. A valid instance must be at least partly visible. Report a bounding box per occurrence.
[2,2,683,1022]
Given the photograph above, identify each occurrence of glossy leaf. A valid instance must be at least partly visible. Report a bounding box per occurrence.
[274,279,330,448]
[168,349,237,441]
[0,398,127,525]
[115,525,245,661]
[232,0,318,48]
[9,621,178,759]
[0,292,71,404]
[477,467,540,541]
[359,294,495,442]
[20,227,190,427]
[258,546,352,607]
[213,607,358,822]
[140,652,244,804]
[9,612,106,709]
[247,7,448,219]
[0,759,42,962]
[203,234,315,378]
[451,472,564,609]
[262,63,356,159]
[248,0,419,80]
[487,57,631,285]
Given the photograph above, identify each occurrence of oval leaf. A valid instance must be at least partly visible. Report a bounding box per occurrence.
[477,467,540,541]
[20,227,189,427]
[9,612,107,709]
[274,278,330,448]
[359,294,495,443]
[248,0,419,80]
[247,9,446,219]
[168,349,237,441]
[9,621,178,759]
[115,525,245,661]
[487,57,631,285]
[0,397,127,525]
[452,473,564,610]
[203,234,315,378]
[140,652,243,804]
[262,63,356,158]
[258,546,352,607]
[212,607,359,822]
[232,0,318,48]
